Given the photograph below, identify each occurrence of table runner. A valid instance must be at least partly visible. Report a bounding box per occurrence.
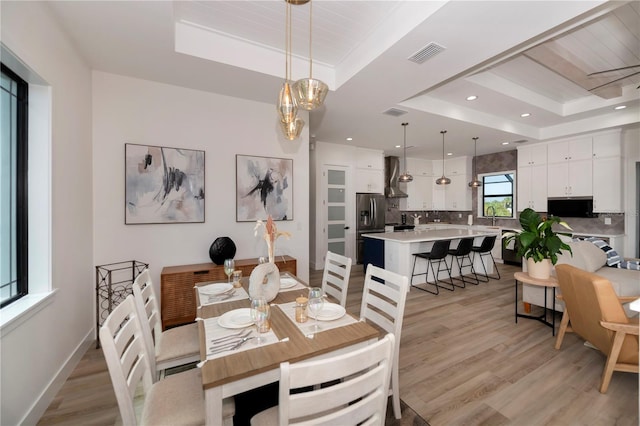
[277,300,359,336]
[198,316,284,362]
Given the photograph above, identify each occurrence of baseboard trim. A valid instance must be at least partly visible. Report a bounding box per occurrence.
[22,329,94,425]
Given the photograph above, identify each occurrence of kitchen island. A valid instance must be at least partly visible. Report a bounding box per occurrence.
[363,228,497,287]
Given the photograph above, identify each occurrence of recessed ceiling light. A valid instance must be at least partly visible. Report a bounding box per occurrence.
[520,113,531,118]
[447,152,453,156]
[614,105,626,110]
[346,137,353,141]
[502,142,509,145]
[466,95,478,101]
[395,145,401,148]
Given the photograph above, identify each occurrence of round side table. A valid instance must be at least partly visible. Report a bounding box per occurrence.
[514,271,559,336]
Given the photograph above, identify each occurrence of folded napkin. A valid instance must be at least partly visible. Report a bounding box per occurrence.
[197,285,249,307]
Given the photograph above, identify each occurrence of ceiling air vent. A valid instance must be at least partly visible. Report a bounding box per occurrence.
[382,108,408,117]
[408,42,446,64]
[513,139,528,144]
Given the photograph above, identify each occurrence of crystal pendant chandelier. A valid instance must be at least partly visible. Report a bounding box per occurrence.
[435,130,451,185]
[468,137,482,188]
[277,1,304,139]
[398,122,413,183]
[293,0,328,110]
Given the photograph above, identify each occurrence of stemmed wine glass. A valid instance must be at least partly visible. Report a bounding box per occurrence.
[250,297,270,345]
[223,259,235,284]
[307,287,324,334]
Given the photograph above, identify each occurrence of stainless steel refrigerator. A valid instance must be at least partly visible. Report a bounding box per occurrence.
[356,193,385,264]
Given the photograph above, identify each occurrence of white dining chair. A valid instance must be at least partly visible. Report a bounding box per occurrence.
[360,265,409,420]
[250,333,395,426]
[321,251,353,307]
[100,295,235,425]
[132,269,200,380]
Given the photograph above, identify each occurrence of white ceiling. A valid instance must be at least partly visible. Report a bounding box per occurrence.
[45,0,640,160]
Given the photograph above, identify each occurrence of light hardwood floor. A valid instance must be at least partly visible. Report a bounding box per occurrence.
[39,263,638,425]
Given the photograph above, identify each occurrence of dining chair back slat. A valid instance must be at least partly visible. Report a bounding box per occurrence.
[251,334,394,426]
[132,268,200,380]
[360,265,408,420]
[321,251,353,307]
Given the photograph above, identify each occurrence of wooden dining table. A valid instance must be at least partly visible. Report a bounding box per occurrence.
[195,274,381,425]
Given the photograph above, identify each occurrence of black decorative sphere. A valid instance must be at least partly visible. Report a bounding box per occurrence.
[209,237,236,265]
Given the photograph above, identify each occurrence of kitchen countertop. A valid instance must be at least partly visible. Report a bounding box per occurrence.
[363,228,493,243]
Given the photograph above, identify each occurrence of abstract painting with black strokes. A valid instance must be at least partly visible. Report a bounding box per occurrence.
[125,143,205,224]
[236,155,292,222]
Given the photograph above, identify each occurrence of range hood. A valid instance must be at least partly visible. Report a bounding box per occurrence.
[384,156,408,198]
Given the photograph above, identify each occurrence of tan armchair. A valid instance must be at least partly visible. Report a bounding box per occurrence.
[554,264,639,393]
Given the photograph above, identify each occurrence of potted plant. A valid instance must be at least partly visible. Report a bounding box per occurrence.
[502,208,573,279]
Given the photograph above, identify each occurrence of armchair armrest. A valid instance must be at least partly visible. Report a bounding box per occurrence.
[600,320,640,335]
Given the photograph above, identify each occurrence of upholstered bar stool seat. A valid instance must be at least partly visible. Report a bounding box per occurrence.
[411,239,454,295]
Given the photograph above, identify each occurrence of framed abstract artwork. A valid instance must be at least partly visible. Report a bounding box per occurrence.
[125,143,205,224]
[236,155,293,222]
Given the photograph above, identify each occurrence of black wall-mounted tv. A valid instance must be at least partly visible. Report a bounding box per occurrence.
[547,197,595,218]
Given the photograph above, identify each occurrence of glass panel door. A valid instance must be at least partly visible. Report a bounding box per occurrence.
[325,167,348,257]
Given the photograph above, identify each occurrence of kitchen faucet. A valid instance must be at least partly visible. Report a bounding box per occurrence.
[487,206,496,226]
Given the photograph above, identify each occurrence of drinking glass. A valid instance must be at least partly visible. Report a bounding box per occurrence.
[307,287,324,333]
[224,259,235,284]
[250,297,270,345]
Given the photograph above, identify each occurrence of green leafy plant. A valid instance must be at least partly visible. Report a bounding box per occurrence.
[502,208,573,265]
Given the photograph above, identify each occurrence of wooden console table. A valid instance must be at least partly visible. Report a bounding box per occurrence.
[160,256,296,330]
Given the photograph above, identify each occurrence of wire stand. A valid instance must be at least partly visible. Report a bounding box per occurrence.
[95,260,148,348]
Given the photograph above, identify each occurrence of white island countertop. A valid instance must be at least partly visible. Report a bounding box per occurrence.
[363,228,493,244]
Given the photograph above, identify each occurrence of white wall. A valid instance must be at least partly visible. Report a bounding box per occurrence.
[622,126,640,258]
[1,2,94,424]
[92,72,310,296]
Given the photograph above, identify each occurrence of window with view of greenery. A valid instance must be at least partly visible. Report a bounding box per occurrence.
[1,63,28,308]
[480,172,515,218]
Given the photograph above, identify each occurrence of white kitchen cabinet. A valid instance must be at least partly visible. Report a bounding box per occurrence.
[547,159,592,197]
[445,156,471,175]
[406,157,432,176]
[355,148,384,170]
[518,164,547,211]
[592,132,621,158]
[400,175,433,210]
[354,147,384,193]
[355,168,384,193]
[517,145,547,168]
[547,136,592,163]
[445,174,472,210]
[593,156,622,212]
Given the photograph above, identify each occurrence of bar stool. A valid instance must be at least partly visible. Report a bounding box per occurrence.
[471,235,501,282]
[411,239,454,294]
[447,237,479,287]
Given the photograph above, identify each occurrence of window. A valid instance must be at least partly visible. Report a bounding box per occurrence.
[1,64,28,308]
[480,171,515,218]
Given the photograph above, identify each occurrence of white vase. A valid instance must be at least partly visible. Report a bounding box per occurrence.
[527,258,551,279]
[248,262,281,302]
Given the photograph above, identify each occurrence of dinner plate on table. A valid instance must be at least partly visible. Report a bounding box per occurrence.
[217,308,254,329]
[199,283,234,296]
[280,277,298,289]
[308,303,346,321]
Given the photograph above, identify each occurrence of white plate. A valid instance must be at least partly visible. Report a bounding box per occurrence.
[217,308,254,329]
[280,277,298,289]
[308,303,346,321]
[199,283,234,296]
